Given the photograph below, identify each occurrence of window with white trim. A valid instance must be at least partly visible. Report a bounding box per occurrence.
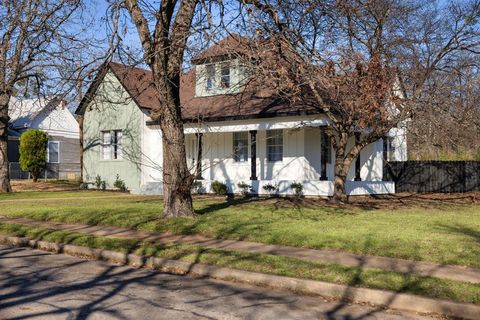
[267,129,283,162]
[220,62,230,88]
[233,132,248,162]
[101,130,123,160]
[47,141,59,163]
[206,64,215,91]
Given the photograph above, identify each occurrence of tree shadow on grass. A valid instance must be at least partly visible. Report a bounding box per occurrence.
[322,236,459,320]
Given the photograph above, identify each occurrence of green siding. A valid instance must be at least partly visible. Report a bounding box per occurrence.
[82,72,143,190]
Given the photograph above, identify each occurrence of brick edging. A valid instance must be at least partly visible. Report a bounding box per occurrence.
[1,234,479,320]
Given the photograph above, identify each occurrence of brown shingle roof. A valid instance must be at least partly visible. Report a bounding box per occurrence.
[190,34,252,64]
[102,62,320,123]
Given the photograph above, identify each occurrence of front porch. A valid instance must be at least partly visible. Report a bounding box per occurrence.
[179,115,394,196]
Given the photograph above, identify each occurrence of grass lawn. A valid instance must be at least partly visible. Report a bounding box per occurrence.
[0,190,479,268]
[1,222,480,305]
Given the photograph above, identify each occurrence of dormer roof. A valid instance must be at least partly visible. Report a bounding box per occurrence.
[191,34,252,64]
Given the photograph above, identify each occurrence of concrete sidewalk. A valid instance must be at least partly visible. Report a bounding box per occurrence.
[1,216,479,284]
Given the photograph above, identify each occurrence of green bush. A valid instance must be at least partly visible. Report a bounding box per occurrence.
[211,180,228,195]
[192,180,204,194]
[262,183,278,194]
[237,181,251,196]
[113,174,127,191]
[94,174,106,190]
[79,182,89,190]
[19,129,48,182]
[290,182,303,197]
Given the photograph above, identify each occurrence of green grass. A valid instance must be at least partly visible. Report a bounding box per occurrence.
[0,190,121,200]
[1,222,479,305]
[1,191,479,269]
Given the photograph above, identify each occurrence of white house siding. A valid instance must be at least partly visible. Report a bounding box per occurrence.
[137,115,395,196]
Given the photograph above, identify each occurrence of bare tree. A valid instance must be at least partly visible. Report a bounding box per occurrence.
[0,0,100,192]
[240,0,480,201]
[408,57,480,160]
[111,0,204,217]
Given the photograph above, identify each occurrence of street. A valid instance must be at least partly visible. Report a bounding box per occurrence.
[0,245,435,320]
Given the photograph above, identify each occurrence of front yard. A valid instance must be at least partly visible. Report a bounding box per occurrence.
[1,189,479,269]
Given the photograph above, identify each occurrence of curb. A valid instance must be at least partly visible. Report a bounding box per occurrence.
[1,234,479,320]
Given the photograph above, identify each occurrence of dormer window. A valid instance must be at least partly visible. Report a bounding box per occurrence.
[195,59,240,97]
[206,64,215,91]
[221,62,230,88]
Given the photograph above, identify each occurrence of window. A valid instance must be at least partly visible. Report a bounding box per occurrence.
[101,130,122,160]
[101,131,111,160]
[47,141,59,163]
[233,132,248,162]
[221,62,230,88]
[267,130,283,162]
[383,136,395,161]
[206,64,215,90]
[112,130,123,159]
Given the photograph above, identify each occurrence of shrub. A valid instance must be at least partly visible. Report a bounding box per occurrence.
[79,182,89,190]
[19,129,48,182]
[237,181,251,196]
[94,174,106,190]
[290,182,303,197]
[211,180,228,195]
[262,183,278,194]
[113,174,127,191]
[192,180,204,194]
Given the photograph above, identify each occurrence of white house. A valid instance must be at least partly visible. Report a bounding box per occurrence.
[8,97,81,179]
[76,36,407,196]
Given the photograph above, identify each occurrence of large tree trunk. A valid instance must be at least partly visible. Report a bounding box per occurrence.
[332,132,365,203]
[332,145,350,203]
[161,126,195,217]
[154,75,195,218]
[0,94,12,193]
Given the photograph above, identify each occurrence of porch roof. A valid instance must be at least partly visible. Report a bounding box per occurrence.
[182,114,329,134]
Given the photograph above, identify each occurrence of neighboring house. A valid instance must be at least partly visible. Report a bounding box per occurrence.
[76,35,407,196]
[8,97,81,180]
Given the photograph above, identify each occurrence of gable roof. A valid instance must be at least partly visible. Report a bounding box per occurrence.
[9,97,63,129]
[76,61,321,123]
[190,34,252,64]
[76,35,324,123]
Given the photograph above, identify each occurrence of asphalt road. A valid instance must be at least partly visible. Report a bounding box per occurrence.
[0,245,437,320]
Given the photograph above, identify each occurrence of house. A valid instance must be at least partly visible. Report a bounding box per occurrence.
[76,36,407,196]
[8,97,81,180]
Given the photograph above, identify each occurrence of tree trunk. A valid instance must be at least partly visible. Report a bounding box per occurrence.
[0,95,12,193]
[32,173,38,183]
[332,132,365,203]
[154,76,195,218]
[332,147,351,203]
[331,132,352,203]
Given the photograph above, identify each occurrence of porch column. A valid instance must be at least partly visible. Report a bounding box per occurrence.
[249,130,257,180]
[195,133,203,180]
[320,127,328,180]
[354,132,361,181]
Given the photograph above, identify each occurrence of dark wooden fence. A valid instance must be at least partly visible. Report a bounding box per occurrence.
[384,161,480,193]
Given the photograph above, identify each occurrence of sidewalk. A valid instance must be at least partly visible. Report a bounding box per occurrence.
[1,216,479,284]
